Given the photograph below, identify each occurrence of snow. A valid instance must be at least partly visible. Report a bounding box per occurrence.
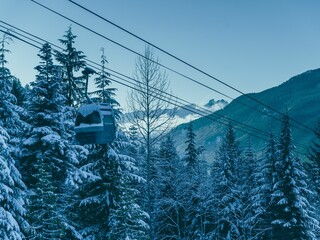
[77,103,100,117]
[0,127,9,148]
[22,137,38,147]
[41,134,61,144]
[80,196,102,206]
[76,123,103,128]
[0,207,22,239]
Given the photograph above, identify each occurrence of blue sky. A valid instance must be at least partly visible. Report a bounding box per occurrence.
[2,0,320,111]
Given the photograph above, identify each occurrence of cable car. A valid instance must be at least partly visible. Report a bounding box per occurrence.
[75,103,116,145]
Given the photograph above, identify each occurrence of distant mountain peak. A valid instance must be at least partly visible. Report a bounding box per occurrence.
[204,99,228,108]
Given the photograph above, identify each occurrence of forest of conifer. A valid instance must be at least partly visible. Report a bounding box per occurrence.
[1,28,320,240]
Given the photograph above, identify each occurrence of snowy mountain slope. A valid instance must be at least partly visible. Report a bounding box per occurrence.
[171,68,320,160]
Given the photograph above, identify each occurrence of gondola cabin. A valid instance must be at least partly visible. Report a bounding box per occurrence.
[75,103,116,145]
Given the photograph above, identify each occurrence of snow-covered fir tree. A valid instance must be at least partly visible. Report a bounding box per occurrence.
[0,127,27,239]
[75,138,148,239]
[153,135,185,239]
[127,125,141,160]
[210,124,242,239]
[11,78,26,107]
[236,141,259,239]
[0,32,28,239]
[181,121,208,239]
[90,48,120,114]
[253,133,278,239]
[308,119,320,195]
[55,27,86,107]
[0,33,25,137]
[91,48,111,101]
[5,25,320,240]
[307,118,320,238]
[67,47,148,238]
[271,115,319,239]
[20,43,85,239]
[107,137,148,240]
[184,121,199,168]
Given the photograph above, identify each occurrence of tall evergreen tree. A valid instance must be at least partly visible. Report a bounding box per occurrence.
[271,115,319,239]
[127,125,141,160]
[0,32,28,239]
[91,49,118,102]
[55,27,86,107]
[211,124,242,239]
[75,138,148,239]
[154,135,184,239]
[107,137,148,240]
[181,122,207,239]
[253,133,278,239]
[307,118,320,238]
[236,141,259,239]
[89,47,122,122]
[308,119,320,195]
[0,33,23,137]
[11,78,26,107]
[184,122,199,168]
[20,43,83,239]
[0,127,27,239]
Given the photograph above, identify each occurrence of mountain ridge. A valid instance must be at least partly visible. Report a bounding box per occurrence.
[172,68,320,160]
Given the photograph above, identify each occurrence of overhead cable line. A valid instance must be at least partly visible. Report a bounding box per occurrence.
[28,0,314,135]
[0,27,271,141]
[0,29,41,52]
[28,0,234,101]
[94,75,310,155]
[66,0,315,134]
[0,21,312,151]
[0,21,278,138]
[0,22,276,138]
[0,25,310,155]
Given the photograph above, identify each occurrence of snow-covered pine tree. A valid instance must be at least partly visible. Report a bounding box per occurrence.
[90,48,120,114]
[91,48,110,101]
[153,135,184,239]
[308,119,320,195]
[236,141,259,239]
[127,125,141,160]
[271,115,319,239]
[195,171,212,239]
[75,137,148,240]
[184,121,198,168]
[55,27,86,107]
[307,118,320,238]
[181,121,208,239]
[0,33,24,137]
[11,78,26,107]
[0,127,27,239]
[0,32,28,239]
[20,43,84,239]
[211,123,242,239]
[203,159,223,239]
[107,136,149,240]
[253,133,278,239]
[68,48,148,238]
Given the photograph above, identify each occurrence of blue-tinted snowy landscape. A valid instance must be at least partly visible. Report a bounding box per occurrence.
[1,1,320,239]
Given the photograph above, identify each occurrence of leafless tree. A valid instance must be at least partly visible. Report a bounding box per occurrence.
[127,45,175,239]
